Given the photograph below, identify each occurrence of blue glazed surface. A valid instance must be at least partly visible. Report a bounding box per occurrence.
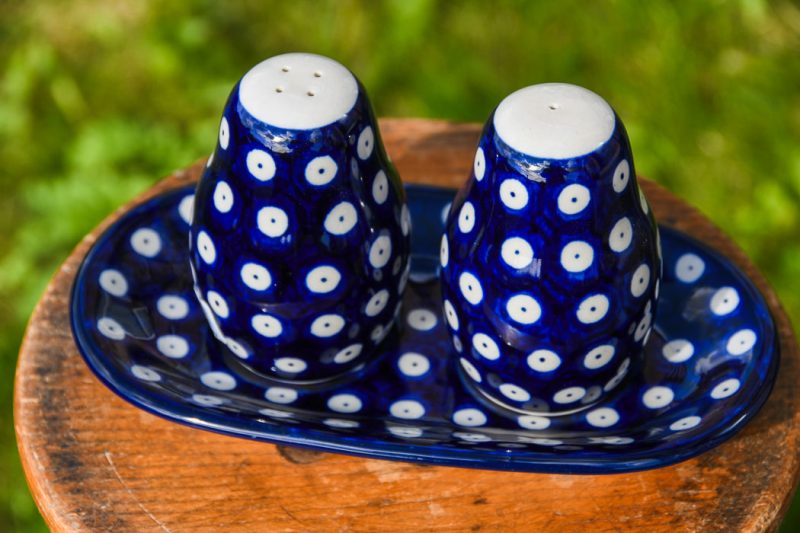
[71,184,778,474]
[441,110,661,414]
[189,63,410,382]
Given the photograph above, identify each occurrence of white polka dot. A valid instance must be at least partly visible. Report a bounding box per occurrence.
[639,187,649,215]
[324,201,358,235]
[586,407,620,428]
[156,335,190,358]
[275,357,307,373]
[357,126,374,159]
[324,418,359,428]
[458,271,483,305]
[460,358,481,382]
[576,294,609,324]
[642,386,674,409]
[590,436,634,445]
[727,329,757,355]
[524,438,563,446]
[178,194,194,225]
[306,265,341,294]
[675,253,705,283]
[406,309,437,331]
[518,415,550,430]
[206,290,229,319]
[224,338,249,359]
[554,386,586,404]
[397,352,430,377]
[371,170,389,204]
[200,371,237,391]
[213,181,234,213]
[368,235,392,268]
[156,295,189,320]
[499,383,531,402]
[98,317,125,340]
[196,231,216,265]
[130,228,162,258]
[328,393,362,413]
[218,116,229,150]
[333,343,363,364]
[390,400,425,419]
[239,262,271,291]
[452,408,487,427]
[630,264,651,297]
[257,206,289,237]
[265,387,298,404]
[458,202,476,233]
[365,289,389,317]
[400,204,411,236]
[612,159,630,192]
[251,314,282,338]
[583,345,615,369]
[310,314,345,337]
[131,365,161,382]
[474,147,486,181]
[246,149,276,181]
[388,426,423,438]
[560,241,594,273]
[557,183,591,215]
[454,432,492,443]
[99,269,128,297]
[609,217,633,253]
[452,335,463,352]
[443,299,459,331]
[711,378,741,399]
[527,349,561,372]
[499,179,529,210]
[670,415,701,431]
[371,324,385,342]
[582,386,603,404]
[440,236,449,268]
[192,394,225,406]
[634,312,652,342]
[259,408,293,418]
[472,333,500,360]
[710,286,740,316]
[305,155,338,186]
[662,339,695,363]
[501,237,534,269]
[506,294,542,325]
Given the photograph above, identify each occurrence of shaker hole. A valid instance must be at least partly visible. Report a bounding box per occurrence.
[275,87,284,93]
[307,91,315,97]
[314,71,322,77]
[549,103,560,110]
[281,66,290,72]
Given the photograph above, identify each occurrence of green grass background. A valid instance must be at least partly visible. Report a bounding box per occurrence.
[1,0,798,530]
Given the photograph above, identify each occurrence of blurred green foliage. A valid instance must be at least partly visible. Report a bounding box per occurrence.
[1,0,798,530]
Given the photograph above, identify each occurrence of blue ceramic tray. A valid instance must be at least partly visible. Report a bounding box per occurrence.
[70,184,778,473]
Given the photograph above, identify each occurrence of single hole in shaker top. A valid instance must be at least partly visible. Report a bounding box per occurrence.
[275,87,283,93]
[549,103,560,110]
[281,66,290,72]
[314,71,322,77]
[307,91,315,97]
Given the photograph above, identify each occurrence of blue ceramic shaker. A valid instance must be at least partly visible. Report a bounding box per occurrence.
[441,83,661,415]
[190,53,411,383]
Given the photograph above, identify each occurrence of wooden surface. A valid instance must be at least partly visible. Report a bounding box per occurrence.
[14,118,800,532]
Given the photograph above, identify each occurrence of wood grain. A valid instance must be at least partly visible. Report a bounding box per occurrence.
[14,118,800,532]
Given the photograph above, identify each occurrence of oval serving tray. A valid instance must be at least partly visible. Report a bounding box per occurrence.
[70,184,778,474]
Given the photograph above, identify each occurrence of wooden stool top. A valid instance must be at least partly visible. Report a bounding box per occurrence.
[15,119,800,532]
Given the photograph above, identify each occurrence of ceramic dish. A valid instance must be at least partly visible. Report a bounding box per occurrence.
[70,184,778,473]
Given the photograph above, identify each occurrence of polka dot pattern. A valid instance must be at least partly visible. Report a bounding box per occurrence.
[78,181,774,472]
[187,67,410,383]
